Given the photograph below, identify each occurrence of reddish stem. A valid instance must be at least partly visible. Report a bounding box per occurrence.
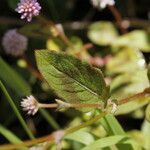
[108,5,127,34]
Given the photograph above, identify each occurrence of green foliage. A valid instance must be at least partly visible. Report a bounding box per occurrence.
[145,104,150,122]
[0,57,31,96]
[0,81,34,139]
[36,50,109,111]
[106,48,145,75]
[81,135,134,150]
[0,1,150,149]
[64,130,94,145]
[88,21,119,46]
[0,124,27,150]
[148,64,150,83]
[112,30,150,52]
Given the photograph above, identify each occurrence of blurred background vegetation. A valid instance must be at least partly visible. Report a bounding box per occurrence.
[0,0,150,149]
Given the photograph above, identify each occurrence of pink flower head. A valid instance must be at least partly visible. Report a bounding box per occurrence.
[15,0,41,22]
[2,29,28,56]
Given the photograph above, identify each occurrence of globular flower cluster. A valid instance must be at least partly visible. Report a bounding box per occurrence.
[21,95,39,115]
[15,0,41,22]
[91,0,115,9]
[2,29,28,56]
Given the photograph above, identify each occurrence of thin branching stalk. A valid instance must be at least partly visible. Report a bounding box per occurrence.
[65,112,107,135]
[108,5,127,33]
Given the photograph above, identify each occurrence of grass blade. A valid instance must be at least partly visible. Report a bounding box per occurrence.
[0,80,34,139]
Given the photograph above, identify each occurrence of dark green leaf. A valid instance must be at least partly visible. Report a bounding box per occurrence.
[36,50,109,112]
[0,124,27,149]
[0,57,31,96]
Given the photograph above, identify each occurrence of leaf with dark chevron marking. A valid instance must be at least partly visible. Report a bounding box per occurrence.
[35,50,109,112]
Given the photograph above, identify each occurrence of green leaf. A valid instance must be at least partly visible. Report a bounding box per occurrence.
[102,114,125,135]
[81,135,130,150]
[145,103,150,123]
[0,57,31,96]
[36,50,109,112]
[19,24,51,39]
[0,124,22,144]
[106,48,145,75]
[112,30,150,52]
[128,130,148,149]
[110,70,150,115]
[88,21,119,46]
[148,64,150,83]
[0,124,27,149]
[141,120,150,149]
[64,130,94,145]
[0,81,34,139]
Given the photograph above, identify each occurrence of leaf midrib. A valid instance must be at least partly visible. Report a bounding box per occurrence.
[47,63,101,99]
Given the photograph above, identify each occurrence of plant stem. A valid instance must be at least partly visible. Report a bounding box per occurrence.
[0,134,54,150]
[37,15,72,47]
[38,101,103,109]
[38,103,58,108]
[118,90,150,105]
[0,81,34,139]
[65,112,106,135]
[108,5,127,34]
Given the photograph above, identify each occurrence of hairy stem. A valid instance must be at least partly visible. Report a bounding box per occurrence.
[118,90,150,105]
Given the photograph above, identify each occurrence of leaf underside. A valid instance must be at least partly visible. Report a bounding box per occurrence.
[36,50,108,112]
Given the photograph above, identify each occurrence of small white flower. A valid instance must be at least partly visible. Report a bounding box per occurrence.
[21,95,39,115]
[91,0,115,9]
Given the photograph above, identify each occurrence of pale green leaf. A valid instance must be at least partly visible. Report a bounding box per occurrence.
[148,64,150,83]
[0,57,31,96]
[88,21,119,46]
[81,135,130,150]
[141,120,150,149]
[36,50,109,112]
[106,48,145,75]
[103,114,125,135]
[128,130,148,149]
[145,104,150,123]
[112,30,150,52]
[64,130,94,145]
[111,70,150,115]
